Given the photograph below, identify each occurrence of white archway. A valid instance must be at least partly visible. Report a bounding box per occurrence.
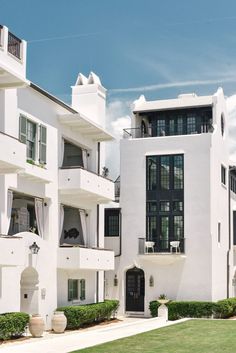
[20,267,39,315]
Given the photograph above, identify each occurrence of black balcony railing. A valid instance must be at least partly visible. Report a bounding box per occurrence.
[8,31,21,59]
[123,122,213,139]
[138,237,185,254]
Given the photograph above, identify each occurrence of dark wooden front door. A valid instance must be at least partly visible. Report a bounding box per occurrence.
[126,267,145,312]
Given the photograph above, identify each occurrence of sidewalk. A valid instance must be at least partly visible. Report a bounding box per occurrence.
[0,317,189,353]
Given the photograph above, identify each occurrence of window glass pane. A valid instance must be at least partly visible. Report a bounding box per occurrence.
[147,201,157,212]
[173,201,183,212]
[105,209,120,237]
[161,216,169,249]
[147,216,157,240]
[174,155,183,189]
[160,201,170,212]
[147,157,157,190]
[174,216,183,239]
[187,115,196,134]
[177,117,183,135]
[63,142,83,167]
[26,121,36,160]
[160,156,170,190]
[221,165,226,185]
[157,119,165,136]
[169,119,175,135]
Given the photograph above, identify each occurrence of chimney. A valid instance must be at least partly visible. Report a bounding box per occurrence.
[71,72,106,127]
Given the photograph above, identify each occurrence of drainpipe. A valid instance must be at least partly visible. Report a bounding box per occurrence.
[228,167,236,298]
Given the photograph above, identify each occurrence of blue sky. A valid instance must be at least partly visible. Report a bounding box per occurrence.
[2,0,236,176]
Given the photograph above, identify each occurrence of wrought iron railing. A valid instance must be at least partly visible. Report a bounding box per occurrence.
[8,31,22,59]
[138,237,185,254]
[123,122,213,139]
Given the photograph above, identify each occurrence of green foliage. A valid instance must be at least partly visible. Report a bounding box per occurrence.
[149,300,215,320]
[150,297,236,320]
[214,297,236,318]
[0,312,30,340]
[57,300,119,330]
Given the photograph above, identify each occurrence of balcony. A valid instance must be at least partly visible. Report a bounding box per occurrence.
[0,25,28,88]
[59,167,114,204]
[138,237,186,265]
[123,122,213,139]
[0,132,26,173]
[57,246,114,271]
[0,236,24,267]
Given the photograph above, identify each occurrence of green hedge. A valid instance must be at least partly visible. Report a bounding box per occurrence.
[150,298,236,320]
[57,300,119,330]
[0,312,30,340]
[149,300,215,320]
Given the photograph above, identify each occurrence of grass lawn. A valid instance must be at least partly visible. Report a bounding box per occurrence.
[70,320,236,353]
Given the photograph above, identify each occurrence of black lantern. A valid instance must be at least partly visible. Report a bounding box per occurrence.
[29,242,40,254]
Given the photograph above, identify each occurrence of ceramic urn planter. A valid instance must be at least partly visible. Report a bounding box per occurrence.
[29,314,45,337]
[52,311,67,333]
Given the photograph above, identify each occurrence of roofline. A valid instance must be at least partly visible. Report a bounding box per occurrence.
[133,104,213,114]
[30,82,77,114]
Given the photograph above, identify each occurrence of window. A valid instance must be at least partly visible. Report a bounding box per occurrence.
[187,115,196,134]
[62,141,84,168]
[68,279,78,301]
[105,209,120,237]
[221,114,225,136]
[160,156,170,190]
[147,157,157,190]
[221,165,226,185]
[146,154,184,252]
[19,115,47,164]
[80,279,86,300]
[157,119,165,136]
[174,155,184,189]
[218,222,221,243]
[68,279,86,301]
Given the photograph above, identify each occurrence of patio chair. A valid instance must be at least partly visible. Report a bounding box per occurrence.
[145,241,155,253]
[170,241,180,253]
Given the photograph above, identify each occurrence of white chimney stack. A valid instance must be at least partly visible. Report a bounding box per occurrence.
[71,72,106,127]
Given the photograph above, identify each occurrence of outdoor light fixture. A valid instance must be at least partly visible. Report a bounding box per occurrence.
[29,242,40,255]
[114,275,118,286]
[149,275,154,287]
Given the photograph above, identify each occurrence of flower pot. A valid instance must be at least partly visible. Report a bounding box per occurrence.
[29,314,45,337]
[158,299,169,305]
[52,311,67,333]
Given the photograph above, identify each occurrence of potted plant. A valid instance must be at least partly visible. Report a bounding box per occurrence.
[157,294,169,305]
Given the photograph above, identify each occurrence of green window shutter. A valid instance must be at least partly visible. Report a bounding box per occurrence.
[80,279,86,300]
[68,279,73,301]
[19,115,27,144]
[39,125,47,164]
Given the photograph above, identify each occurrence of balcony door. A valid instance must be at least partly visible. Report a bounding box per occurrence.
[126,267,145,312]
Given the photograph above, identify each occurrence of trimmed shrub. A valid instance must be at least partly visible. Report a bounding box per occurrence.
[0,312,30,340]
[214,298,236,318]
[149,300,215,320]
[57,300,119,330]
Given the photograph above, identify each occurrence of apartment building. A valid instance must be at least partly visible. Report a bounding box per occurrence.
[0,25,115,327]
[105,89,236,316]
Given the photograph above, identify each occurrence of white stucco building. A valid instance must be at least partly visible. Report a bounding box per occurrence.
[0,25,115,327]
[105,89,236,316]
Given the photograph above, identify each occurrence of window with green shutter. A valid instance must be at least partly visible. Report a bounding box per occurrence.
[68,279,78,301]
[80,279,86,300]
[39,125,47,164]
[19,115,27,144]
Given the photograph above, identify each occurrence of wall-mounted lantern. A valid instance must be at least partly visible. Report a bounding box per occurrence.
[149,275,154,287]
[29,242,40,255]
[114,275,118,287]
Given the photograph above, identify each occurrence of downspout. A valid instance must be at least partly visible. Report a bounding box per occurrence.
[96,142,100,303]
[227,169,230,298]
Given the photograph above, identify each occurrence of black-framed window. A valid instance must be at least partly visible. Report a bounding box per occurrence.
[146,154,184,252]
[68,279,78,301]
[221,165,226,185]
[105,208,120,237]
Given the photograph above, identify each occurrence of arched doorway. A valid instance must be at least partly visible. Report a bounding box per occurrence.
[20,267,39,315]
[126,267,145,312]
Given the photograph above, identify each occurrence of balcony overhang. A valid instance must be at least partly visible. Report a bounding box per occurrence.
[59,167,115,204]
[0,132,26,173]
[58,113,115,142]
[138,253,186,265]
[19,163,53,184]
[0,63,29,88]
[58,246,114,271]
